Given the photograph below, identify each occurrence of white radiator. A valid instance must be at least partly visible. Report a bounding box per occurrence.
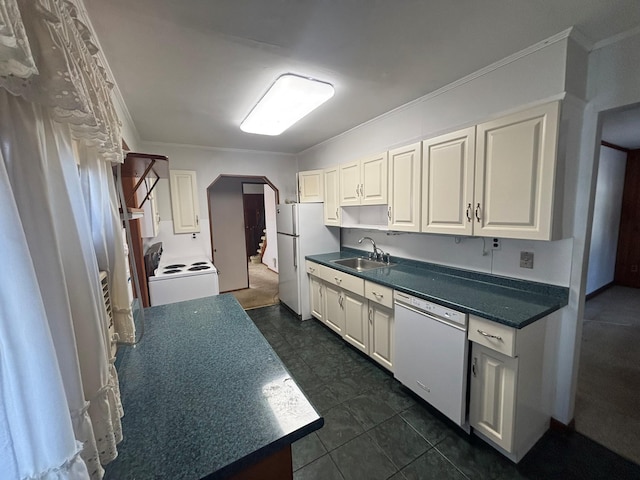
[99,271,117,356]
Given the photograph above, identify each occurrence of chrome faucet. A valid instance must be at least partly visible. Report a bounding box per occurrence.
[358,236,384,261]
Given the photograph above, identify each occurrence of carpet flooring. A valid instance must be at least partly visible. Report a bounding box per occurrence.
[575,285,640,465]
[231,262,279,310]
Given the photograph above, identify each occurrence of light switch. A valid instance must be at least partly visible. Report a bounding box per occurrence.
[520,251,534,269]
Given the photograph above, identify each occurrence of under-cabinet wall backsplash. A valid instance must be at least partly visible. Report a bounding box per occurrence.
[142,220,212,260]
[341,228,573,286]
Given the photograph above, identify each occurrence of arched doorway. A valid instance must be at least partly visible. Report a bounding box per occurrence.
[206,175,279,296]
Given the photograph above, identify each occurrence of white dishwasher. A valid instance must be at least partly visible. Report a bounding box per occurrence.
[394,291,469,429]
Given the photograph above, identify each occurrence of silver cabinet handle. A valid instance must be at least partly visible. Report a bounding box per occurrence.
[309,267,315,273]
[334,277,342,284]
[387,206,392,220]
[355,186,359,197]
[466,203,472,222]
[338,295,344,308]
[368,308,373,323]
[475,203,481,222]
[477,329,502,341]
[359,183,364,197]
[472,357,477,377]
[196,214,199,225]
[372,291,383,299]
[335,207,339,219]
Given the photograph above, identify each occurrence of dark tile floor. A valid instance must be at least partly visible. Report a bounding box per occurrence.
[247,305,640,480]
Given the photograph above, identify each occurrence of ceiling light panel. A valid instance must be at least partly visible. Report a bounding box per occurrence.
[240,74,335,136]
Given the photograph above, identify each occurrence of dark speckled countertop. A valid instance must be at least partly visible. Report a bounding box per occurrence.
[306,249,568,329]
[104,294,322,480]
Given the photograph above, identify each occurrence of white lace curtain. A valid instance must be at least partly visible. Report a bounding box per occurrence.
[1,1,134,479]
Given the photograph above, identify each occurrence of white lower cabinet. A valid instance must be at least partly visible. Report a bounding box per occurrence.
[309,274,324,322]
[468,314,549,462]
[323,282,344,335]
[470,344,517,452]
[368,302,394,371]
[306,262,394,371]
[343,292,368,353]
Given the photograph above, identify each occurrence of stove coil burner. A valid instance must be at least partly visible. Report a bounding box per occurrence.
[165,264,186,269]
[191,261,208,266]
[188,265,211,271]
[163,269,182,274]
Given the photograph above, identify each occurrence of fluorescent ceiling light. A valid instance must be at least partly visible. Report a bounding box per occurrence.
[240,74,334,136]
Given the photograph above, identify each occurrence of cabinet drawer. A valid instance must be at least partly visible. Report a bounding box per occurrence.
[468,315,516,357]
[323,267,364,296]
[306,261,321,277]
[364,281,393,308]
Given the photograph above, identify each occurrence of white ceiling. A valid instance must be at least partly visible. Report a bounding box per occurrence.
[83,0,640,154]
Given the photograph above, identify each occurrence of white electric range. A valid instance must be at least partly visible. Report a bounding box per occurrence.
[146,244,219,306]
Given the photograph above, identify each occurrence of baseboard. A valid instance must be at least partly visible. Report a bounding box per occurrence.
[549,417,575,432]
[585,282,613,300]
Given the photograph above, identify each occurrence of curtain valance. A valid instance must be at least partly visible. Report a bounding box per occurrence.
[0,0,122,163]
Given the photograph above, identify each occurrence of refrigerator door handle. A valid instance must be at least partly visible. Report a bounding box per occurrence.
[292,205,298,235]
[293,238,298,269]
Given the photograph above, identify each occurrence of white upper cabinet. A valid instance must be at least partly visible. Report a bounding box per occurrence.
[339,152,388,206]
[388,142,421,232]
[421,127,476,235]
[323,166,341,226]
[298,169,324,203]
[339,160,361,206]
[169,169,200,234]
[474,101,560,240]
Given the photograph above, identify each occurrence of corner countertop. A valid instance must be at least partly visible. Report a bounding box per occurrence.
[306,250,568,329]
[104,294,323,480]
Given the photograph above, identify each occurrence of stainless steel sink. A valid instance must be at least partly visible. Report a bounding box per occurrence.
[331,257,395,272]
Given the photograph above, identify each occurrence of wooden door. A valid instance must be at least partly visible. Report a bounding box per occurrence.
[243,193,265,259]
[615,149,640,287]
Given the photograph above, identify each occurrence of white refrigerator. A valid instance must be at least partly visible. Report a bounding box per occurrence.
[277,203,339,320]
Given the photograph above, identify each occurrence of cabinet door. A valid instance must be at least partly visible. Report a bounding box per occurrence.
[474,101,559,240]
[343,292,368,354]
[140,177,160,238]
[169,170,200,234]
[369,303,393,371]
[340,160,361,206]
[324,283,344,335]
[421,128,475,235]
[388,142,421,232]
[361,152,388,205]
[309,275,324,321]
[299,169,324,203]
[470,343,518,452]
[324,166,341,226]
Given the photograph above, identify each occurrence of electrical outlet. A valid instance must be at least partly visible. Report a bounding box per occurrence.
[520,251,534,269]
[491,238,501,251]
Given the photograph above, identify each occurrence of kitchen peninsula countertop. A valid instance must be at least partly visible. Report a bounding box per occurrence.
[104,294,322,480]
[306,250,568,328]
